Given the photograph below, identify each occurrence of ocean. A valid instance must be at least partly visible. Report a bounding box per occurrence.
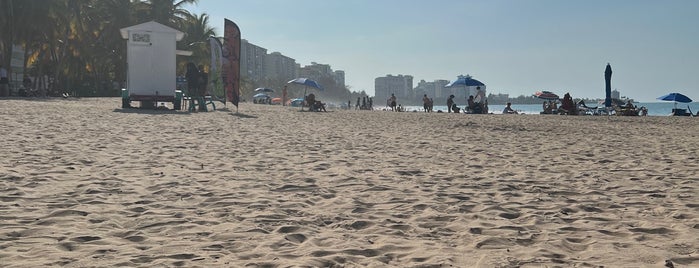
[395,102,697,116]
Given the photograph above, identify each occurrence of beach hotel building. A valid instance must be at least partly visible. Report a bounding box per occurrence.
[414,79,450,100]
[375,74,414,105]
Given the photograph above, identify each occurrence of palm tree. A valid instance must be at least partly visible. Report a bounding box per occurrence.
[145,0,197,28]
[177,12,216,71]
[2,0,215,97]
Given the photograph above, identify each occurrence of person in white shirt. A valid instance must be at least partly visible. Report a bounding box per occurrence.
[474,86,485,104]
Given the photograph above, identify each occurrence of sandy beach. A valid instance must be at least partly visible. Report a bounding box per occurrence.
[0,97,697,267]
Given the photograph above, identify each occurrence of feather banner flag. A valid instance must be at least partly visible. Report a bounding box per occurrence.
[223,19,241,108]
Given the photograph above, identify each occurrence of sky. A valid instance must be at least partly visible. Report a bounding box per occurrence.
[183,0,699,102]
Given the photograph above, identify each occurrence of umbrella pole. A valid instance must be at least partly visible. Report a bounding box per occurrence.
[300,87,307,111]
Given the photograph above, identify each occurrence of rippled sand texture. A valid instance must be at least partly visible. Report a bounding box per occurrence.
[0,98,697,267]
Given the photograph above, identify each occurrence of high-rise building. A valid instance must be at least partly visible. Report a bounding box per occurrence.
[612,89,620,100]
[299,62,333,80]
[375,74,413,104]
[333,70,345,88]
[415,79,450,100]
[240,39,267,82]
[266,52,297,82]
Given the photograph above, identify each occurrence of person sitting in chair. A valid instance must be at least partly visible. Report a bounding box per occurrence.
[314,100,327,112]
[559,93,577,115]
[623,100,638,116]
[305,93,326,112]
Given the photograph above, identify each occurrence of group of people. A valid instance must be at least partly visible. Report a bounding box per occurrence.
[354,96,373,110]
[541,93,584,115]
[541,93,578,115]
[441,87,489,114]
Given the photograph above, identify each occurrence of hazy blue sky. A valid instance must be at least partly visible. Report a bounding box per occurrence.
[184,0,699,102]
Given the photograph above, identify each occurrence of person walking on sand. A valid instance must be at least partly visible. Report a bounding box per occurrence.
[422,94,430,112]
[388,94,397,111]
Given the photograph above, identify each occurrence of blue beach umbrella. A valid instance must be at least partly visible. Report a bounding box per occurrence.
[288,78,323,90]
[287,78,323,111]
[445,75,485,88]
[657,92,692,109]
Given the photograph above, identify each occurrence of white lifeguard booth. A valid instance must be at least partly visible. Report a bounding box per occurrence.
[119,21,185,109]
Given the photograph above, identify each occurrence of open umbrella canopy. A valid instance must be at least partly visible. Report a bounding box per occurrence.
[445,75,485,88]
[287,78,323,90]
[254,87,275,93]
[657,93,692,103]
[534,91,560,100]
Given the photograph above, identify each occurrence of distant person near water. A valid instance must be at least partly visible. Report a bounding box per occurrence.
[447,95,455,113]
[422,94,431,112]
[389,94,397,111]
[502,102,518,114]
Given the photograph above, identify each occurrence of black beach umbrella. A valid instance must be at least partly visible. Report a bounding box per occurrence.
[604,63,612,107]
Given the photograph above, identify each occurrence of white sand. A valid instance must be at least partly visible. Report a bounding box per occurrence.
[0,97,697,267]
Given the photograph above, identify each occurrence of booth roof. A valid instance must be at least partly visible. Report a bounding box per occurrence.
[120,21,185,41]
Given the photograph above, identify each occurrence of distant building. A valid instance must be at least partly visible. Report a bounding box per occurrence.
[240,40,345,92]
[375,74,413,104]
[612,89,620,100]
[299,62,333,79]
[266,52,297,81]
[415,79,449,100]
[241,39,267,82]
[333,70,345,88]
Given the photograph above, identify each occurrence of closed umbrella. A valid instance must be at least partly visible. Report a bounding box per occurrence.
[604,63,612,107]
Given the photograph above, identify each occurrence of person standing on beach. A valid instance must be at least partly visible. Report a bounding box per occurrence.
[356,97,360,110]
[389,94,397,111]
[447,95,455,113]
[474,86,485,103]
[422,94,430,112]
[283,85,288,106]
